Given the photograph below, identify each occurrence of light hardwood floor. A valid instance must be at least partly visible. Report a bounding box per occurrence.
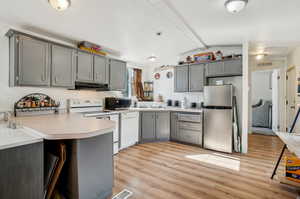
[112,134,298,199]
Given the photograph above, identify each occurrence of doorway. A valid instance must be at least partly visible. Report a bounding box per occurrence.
[251,69,280,135]
[286,66,297,132]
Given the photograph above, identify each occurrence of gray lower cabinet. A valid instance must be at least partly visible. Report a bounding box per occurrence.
[140,111,170,142]
[51,45,75,88]
[174,65,189,92]
[206,59,242,77]
[156,112,171,140]
[109,59,127,91]
[76,51,94,82]
[189,63,206,92]
[17,35,50,86]
[0,142,43,199]
[140,112,156,142]
[171,112,203,146]
[170,112,179,140]
[94,55,109,84]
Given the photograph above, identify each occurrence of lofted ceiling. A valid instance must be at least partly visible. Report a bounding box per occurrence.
[0,0,300,65]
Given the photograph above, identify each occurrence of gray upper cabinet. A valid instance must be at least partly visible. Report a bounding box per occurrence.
[156,112,170,140]
[17,35,50,86]
[206,59,242,77]
[94,55,109,84]
[206,61,224,77]
[174,65,189,92]
[76,51,94,82]
[189,63,205,92]
[141,112,156,142]
[51,45,75,88]
[223,59,242,76]
[109,59,127,91]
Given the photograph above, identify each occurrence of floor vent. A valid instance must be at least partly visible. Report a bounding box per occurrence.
[112,189,133,199]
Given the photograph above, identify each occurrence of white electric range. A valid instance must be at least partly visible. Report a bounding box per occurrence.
[67,99,120,154]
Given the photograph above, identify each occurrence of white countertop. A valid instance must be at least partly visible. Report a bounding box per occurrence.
[276,132,300,157]
[0,124,43,150]
[15,113,116,140]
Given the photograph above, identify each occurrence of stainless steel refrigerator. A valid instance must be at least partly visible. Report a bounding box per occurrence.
[203,85,233,153]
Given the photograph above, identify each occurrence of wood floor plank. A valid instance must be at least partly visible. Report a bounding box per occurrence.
[111,134,298,199]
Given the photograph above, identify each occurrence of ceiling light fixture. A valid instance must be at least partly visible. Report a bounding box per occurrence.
[49,0,71,11]
[256,54,267,60]
[225,0,248,14]
[148,56,157,62]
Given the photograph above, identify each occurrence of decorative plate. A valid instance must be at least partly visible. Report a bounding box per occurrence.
[154,73,160,80]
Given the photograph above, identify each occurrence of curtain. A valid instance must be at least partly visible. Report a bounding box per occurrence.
[133,68,144,101]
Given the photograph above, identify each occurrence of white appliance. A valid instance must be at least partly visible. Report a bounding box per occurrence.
[120,112,139,150]
[67,99,120,154]
[203,85,233,153]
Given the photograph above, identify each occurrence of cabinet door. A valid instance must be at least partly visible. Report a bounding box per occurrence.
[170,112,178,141]
[174,65,189,92]
[109,59,127,91]
[189,64,205,92]
[156,112,170,141]
[223,59,242,76]
[206,62,224,77]
[94,55,109,84]
[18,36,50,86]
[51,45,75,88]
[141,112,156,142]
[76,51,93,82]
[0,142,43,199]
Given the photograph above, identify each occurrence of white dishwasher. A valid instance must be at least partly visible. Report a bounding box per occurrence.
[120,112,139,150]
[96,114,120,155]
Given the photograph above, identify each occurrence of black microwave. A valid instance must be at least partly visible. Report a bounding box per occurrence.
[105,97,131,110]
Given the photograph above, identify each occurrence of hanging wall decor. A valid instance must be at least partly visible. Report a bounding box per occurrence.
[154,73,161,80]
[166,71,173,79]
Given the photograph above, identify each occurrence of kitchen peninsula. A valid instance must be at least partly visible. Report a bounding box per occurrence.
[0,113,115,199]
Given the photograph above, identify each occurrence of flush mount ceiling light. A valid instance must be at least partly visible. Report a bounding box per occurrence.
[256,54,267,60]
[148,55,157,62]
[225,0,248,14]
[49,0,71,11]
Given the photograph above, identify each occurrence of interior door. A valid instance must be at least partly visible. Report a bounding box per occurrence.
[286,67,296,132]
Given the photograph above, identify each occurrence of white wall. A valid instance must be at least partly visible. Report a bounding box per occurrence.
[153,67,203,107]
[251,70,272,104]
[0,22,123,112]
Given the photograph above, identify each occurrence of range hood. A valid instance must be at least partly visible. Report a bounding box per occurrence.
[74,81,109,91]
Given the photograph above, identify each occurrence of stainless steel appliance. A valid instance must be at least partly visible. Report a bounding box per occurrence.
[74,81,109,91]
[104,97,131,110]
[203,85,233,153]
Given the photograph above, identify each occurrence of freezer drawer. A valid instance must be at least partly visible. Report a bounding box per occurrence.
[204,85,232,107]
[204,109,233,153]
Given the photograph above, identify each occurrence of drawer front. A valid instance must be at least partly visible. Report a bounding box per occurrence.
[178,113,202,123]
[122,111,139,119]
[179,129,202,145]
[178,122,202,131]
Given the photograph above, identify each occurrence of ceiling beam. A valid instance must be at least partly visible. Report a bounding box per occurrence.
[161,0,209,49]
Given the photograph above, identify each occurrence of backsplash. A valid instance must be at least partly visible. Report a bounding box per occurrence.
[0,85,123,112]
